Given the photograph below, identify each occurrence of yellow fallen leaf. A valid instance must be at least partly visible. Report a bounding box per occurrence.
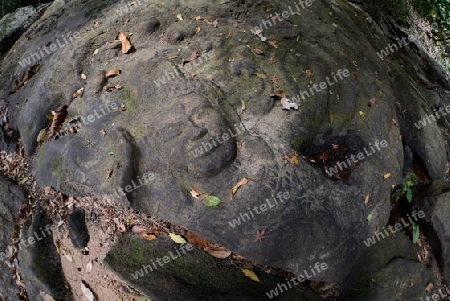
[37,128,47,142]
[190,189,201,199]
[364,194,369,204]
[231,177,249,199]
[60,246,73,262]
[254,73,267,78]
[359,111,365,117]
[92,49,99,56]
[105,69,121,78]
[425,283,434,292]
[176,13,183,20]
[169,233,187,244]
[18,177,29,186]
[383,173,391,179]
[242,269,260,282]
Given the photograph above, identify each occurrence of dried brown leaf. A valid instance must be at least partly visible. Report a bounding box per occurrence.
[252,48,264,55]
[105,69,121,78]
[206,246,232,259]
[140,233,157,240]
[267,40,278,48]
[368,97,376,107]
[49,105,68,136]
[118,32,132,54]
[364,194,370,204]
[190,189,201,199]
[305,69,312,78]
[185,230,209,249]
[270,90,285,98]
[290,152,299,166]
[10,64,40,93]
[184,51,198,63]
[231,177,249,199]
[132,225,151,234]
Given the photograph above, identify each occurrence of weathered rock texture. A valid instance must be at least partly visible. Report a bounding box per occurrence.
[0,175,25,301]
[0,0,449,299]
[18,203,72,301]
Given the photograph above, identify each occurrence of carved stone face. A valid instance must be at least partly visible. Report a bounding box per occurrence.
[119,71,237,179]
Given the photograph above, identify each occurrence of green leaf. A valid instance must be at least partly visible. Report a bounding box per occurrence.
[406,189,413,203]
[108,151,114,156]
[202,195,221,206]
[412,222,420,244]
[366,214,372,221]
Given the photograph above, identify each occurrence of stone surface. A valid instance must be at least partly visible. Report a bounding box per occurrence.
[341,232,435,300]
[0,3,51,56]
[0,6,38,55]
[15,0,447,283]
[430,192,450,281]
[66,208,90,249]
[18,203,72,301]
[104,233,321,301]
[0,174,25,301]
[0,0,448,299]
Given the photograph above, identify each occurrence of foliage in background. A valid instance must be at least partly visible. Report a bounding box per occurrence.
[364,0,450,36]
[390,172,419,203]
[402,173,418,203]
[411,0,450,36]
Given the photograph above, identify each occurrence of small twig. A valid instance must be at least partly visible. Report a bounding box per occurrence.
[246,176,285,181]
